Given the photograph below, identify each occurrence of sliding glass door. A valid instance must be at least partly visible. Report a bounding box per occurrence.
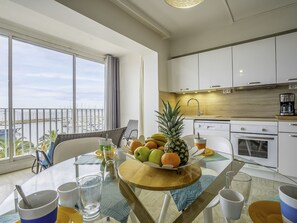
[0,34,105,164]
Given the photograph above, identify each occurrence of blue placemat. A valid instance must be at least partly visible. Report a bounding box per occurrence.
[170,174,216,211]
[101,180,130,223]
[73,154,102,165]
[0,212,19,223]
[201,152,229,162]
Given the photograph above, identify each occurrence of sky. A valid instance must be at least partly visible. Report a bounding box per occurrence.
[0,36,105,109]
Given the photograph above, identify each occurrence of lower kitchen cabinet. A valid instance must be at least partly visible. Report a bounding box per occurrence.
[278,122,297,178]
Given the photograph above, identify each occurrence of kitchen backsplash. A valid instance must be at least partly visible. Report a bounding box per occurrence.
[160,85,297,117]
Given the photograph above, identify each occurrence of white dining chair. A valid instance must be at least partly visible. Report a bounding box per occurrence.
[53,137,101,164]
[157,135,234,223]
[183,134,234,223]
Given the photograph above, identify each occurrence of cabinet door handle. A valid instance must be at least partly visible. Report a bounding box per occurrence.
[185,88,189,90]
[287,78,297,81]
[289,134,297,137]
[248,82,261,85]
[289,123,297,126]
[210,85,221,88]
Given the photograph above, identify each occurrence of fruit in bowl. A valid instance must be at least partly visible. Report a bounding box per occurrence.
[148,149,164,165]
[161,152,181,168]
[130,140,143,154]
[156,100,189,166]
[134,146,151,162]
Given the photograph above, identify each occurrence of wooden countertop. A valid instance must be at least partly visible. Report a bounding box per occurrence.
[184,115,297,121]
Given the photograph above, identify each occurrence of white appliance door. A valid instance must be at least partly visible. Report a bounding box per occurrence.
[231,133,278,168]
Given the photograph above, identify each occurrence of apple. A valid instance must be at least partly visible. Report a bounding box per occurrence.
[148,149,164,166]
[134,146,151,162]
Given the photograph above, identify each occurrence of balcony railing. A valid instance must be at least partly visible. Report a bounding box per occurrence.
[0,108,104,159]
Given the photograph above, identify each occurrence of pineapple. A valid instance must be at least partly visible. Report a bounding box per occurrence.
[156,100,189,166]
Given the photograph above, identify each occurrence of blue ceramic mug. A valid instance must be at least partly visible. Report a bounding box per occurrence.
[279,184,297,223]
[18,190,59,223]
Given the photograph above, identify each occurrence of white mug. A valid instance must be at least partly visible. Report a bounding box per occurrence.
[219,189,244,220]
[18,190,59,223]
[57,182,79,208]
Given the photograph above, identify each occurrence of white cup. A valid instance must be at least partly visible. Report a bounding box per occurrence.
[18,190,59,223]
[219,189,244,220]
[57,182,79,208]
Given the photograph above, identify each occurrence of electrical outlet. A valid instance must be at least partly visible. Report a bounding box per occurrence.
[289,84,297,90]
[223,89,232,94]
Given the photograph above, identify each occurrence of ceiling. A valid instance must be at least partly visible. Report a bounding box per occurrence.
[111,0,297,39]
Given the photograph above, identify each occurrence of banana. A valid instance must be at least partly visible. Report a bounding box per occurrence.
[155,140,166,147]
[151,133,167,142]
[145,138,158,143]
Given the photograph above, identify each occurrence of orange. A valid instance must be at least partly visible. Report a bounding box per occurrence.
[161,152,181,168]
[145,141,158,149]
[130,140,143,154]
[158,146,164,151]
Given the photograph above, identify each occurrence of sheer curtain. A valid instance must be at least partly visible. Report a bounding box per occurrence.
[104,55,120,130]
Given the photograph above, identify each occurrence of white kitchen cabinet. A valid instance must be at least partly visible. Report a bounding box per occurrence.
[278,121,297,178]
[168,54,199,92]
[199,47,232,90]
[233,38,276,87]
[276,32,297,84]
[182,119,194,136]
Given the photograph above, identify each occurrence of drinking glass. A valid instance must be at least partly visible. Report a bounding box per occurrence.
[103,144,117,163]
[226,171,252,207]
[77,174,102,220]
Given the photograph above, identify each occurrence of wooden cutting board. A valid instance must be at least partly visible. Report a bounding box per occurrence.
[118,159,201,191]
[275,115,297,120]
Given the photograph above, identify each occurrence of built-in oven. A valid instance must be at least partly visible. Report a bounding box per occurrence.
[231,121,278,168]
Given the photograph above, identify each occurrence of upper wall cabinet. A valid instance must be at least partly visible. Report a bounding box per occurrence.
[168,54,199,92]
[199,47,232,90]
[276,32,297,84]
[233,38,276,87]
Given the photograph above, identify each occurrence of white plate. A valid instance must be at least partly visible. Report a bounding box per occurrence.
[121,146,204,170]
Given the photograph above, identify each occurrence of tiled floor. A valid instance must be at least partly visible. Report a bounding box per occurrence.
[0,168,34,204]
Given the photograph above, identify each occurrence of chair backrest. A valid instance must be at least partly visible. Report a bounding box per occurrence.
[123,120,138,140]
[51,127,127,164]
[53,137,101,164]
[182,134,234,157]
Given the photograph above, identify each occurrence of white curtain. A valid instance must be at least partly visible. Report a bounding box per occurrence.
[104,55,120,130]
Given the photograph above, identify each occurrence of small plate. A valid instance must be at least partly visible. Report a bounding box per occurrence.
[122,145,204,170]
[16,207,83,223]
[248,200,282,223]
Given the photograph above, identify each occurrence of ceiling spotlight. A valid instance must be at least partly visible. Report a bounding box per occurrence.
[165,0,204,9]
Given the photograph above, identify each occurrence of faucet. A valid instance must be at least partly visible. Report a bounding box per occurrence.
[187,98,203,116]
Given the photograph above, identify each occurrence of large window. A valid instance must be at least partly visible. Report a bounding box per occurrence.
[76,57,105,132]
[0,36,9,159]
[0,35,105,161]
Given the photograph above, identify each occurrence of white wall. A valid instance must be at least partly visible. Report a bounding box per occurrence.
[119,53,141,127]
[143,53,159,136]
[170,4,297,57]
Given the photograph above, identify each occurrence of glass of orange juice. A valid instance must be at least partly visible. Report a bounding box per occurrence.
[194,138,207,150]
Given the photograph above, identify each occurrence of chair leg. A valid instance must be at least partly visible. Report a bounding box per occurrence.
[31,159,37,174]
[203,208,214,223]
[158,193,171,223]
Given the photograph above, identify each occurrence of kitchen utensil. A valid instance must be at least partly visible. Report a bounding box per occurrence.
[15,185,32,209]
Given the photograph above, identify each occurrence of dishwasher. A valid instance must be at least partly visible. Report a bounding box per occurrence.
[194,120,230,140]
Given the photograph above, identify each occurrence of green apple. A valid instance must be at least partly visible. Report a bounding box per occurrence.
[148,149,164,166]
[134,146,151,162]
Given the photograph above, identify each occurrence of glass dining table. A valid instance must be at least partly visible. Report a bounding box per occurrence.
[0,150,296,223]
